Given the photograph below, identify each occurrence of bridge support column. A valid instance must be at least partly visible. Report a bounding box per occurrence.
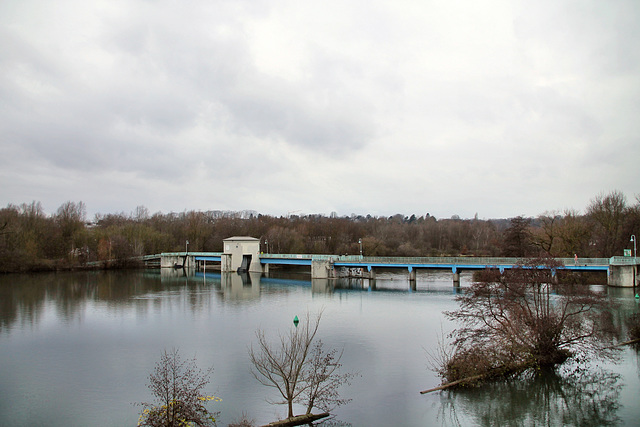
[186,255,195,269]
[221,254,232,272]
[161,254,177,268]
[263,263,270,276]
[608,264,638,287]
[311,259,333,279]
[367,266,376,280]
[408,267,416,282]
[160,254,192,268]
[453,268,460,287]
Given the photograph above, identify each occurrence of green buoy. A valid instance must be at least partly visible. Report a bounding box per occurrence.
[293,315,299,326]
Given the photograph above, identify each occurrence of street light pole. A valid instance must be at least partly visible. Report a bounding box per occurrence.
[359,238,363,259]
[185,240,189,269]
[632,235,638,293]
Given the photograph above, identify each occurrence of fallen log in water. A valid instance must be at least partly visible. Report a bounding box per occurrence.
[260,412,330,427]
[420,374,485,394]
[420,361,535,394]
[614,338,640,347]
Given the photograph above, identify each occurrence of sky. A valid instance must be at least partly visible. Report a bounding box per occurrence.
[1,0,639,220]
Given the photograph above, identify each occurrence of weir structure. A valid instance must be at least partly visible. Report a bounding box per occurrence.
[146,238,639,288]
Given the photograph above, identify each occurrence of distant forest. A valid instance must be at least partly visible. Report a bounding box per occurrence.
[0,190,638,273]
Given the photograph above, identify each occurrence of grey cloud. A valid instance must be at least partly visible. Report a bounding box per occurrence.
[101,5,376,153]
[2,0,639,219]
[514,0,640,78]
[1,0,376,193]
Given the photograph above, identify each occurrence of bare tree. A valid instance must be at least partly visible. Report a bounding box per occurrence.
[248,312,356,421]
[138,348,219,427]
[587,190,627,256]
[301,340,357,414]
[55,200,86,256]
[436,257,618,386]
[532,211,561,256]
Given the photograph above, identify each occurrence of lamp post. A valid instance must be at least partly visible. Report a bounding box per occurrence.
[632,235,638,293]
[185,240,189,269]
[359,238,363,259]
[265,239,269,254]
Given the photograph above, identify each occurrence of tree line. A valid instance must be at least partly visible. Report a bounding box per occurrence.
[1,190,638,272]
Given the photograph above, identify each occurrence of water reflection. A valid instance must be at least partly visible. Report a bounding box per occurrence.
[0,271,209,332]
[438,366,622,426]
[220,272,261,301]
[0,270,639,426]
[1,270,636,334]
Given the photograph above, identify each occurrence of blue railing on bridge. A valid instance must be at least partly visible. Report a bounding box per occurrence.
[145,253,615,272]
[258,254,610,270]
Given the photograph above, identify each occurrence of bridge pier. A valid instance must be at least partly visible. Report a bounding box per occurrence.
[452,267,460,287]
[311,259,334,279]
[608,263,639,287]
[408,267,416,282]
[160,253,194,269]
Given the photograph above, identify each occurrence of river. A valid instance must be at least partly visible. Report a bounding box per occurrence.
[0,269,638,426]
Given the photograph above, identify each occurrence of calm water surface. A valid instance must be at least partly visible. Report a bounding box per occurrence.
[0,269,638,426]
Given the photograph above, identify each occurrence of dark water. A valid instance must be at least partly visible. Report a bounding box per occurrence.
[0,269,638,426]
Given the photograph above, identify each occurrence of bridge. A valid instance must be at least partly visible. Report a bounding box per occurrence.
[143,252,637,287]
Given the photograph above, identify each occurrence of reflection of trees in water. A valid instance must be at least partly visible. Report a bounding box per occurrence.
[0,274,47,331]
[437,365,621,427]
[0,271,221,332]
[0,270,304,332]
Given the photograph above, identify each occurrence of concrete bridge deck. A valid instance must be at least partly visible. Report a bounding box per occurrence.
[259,254,610,271]
[146,252,637,287]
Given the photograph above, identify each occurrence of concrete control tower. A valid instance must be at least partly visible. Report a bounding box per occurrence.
[222,236,261,273]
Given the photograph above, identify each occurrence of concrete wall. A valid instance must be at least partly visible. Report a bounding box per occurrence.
[608,264,637,287]
[221,254,232,272]
[311,259,334,279]
[161,254,190,269]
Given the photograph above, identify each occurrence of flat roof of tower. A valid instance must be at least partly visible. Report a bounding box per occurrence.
[223,236,260,242]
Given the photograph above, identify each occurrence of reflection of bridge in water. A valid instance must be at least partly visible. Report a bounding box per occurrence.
[166,269,467,296]
[144,252,638,287]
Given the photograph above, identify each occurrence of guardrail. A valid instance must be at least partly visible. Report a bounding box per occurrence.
[259,254,610,266]
[144,253,615,268]
[610,256,639,265]
[157,252,223,257]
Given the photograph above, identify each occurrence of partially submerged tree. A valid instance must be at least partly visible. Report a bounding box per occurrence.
[249,312,356,423]
[431,257,617,389]
[138,349,219,427]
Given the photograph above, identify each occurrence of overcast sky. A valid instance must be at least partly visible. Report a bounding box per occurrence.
[1,0,639,220]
